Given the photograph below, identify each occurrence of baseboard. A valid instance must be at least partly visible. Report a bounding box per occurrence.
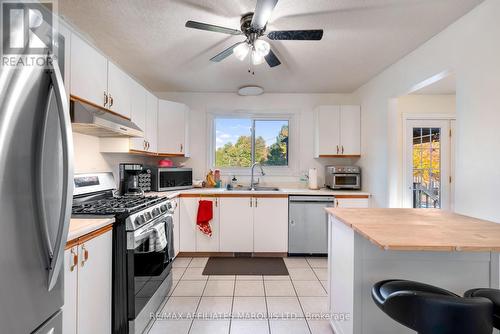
[177,252,288,258]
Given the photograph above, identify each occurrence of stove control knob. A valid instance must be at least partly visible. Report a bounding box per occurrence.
[152,208,161,217]
[135,215,145,226]
[160,204,168,213]
[144,212,152,221]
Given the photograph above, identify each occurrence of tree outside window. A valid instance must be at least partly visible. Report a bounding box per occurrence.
[215,118,289,168]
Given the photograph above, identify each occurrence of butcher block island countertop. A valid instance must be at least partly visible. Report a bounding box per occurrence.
[326,208,500,252]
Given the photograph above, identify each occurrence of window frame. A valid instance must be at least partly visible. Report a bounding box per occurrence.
[207,110,298,176]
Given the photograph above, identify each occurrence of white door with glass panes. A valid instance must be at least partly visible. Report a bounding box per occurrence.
[404,119,453,210]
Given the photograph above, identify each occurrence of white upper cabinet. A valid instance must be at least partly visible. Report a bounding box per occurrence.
[340,105,361,156]
[315,105,341,157]
[70,33,108,107]
[314,105,361,157]
[107,61,132,118]
[129,82,147,152]
[145,91,158,153]
[158,100,190,156]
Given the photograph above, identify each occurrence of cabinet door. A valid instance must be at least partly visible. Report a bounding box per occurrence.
[145,91,158,153]
[77,231,112,334]
[107,61,132,118]
[196,197,220,252]
[62,247,78,334]
[336,198,370,208]
[219,197,254,252]
[179,197,198,252]
[158,100,187,155]
[253,197,288,252]
[315,106,341,157]
[70,33,108,107]
[172,197,180,257]
[129,82,148,151]
[340,105,361,156]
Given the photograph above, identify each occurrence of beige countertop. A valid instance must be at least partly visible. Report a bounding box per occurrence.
[326,208,500,252]
[147,187,370,198]
[67,217,115,244]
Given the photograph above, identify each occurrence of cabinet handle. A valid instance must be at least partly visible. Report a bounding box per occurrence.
[336,145,339,154]
[250,197,253,207]
[255,198,258,207]
[109,94,114,107]
[180,144,183,152]
[147,141,150,150]
[341,145,344,154]
[81,244,89,267]
[143,140,147,151]
[215,198,218,207]
[103,91,108,107]
[70,247,78,272]
[336,199,339,207]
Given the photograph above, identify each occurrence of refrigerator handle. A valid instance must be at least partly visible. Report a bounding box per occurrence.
[37,61,74,291]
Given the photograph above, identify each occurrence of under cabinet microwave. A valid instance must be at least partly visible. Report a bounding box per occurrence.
[150,167,193,191]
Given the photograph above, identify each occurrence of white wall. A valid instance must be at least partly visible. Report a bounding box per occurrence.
[387,95,456,207]
[155,92,358,187]
[355,0,500,222]
[73,132,157,184]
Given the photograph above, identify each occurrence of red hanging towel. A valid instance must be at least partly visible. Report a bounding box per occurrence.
[196,200,213,236]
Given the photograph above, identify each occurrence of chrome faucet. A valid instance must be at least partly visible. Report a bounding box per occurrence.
[250,162,265,191]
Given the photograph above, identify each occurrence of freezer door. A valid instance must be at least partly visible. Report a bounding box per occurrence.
[288,198,333,254]
[0,62,73,332]
[33,310,62,334]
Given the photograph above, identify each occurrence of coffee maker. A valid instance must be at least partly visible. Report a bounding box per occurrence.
[119,163,143,195]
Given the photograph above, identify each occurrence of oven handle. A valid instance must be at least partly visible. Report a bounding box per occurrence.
[134,215,168,239]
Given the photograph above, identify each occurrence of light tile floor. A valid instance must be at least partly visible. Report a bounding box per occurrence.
[146,256,333,334]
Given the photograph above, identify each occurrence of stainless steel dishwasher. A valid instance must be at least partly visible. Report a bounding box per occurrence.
[288,196,335,255]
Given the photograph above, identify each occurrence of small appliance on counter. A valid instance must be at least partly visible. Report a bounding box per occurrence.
[325,165,361,190]
[150,167,193,191]
[119,163,145,195]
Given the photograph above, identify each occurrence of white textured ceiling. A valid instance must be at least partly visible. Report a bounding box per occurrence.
[59,0,483,93]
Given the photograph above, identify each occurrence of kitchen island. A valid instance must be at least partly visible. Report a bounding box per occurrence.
[326,208,500,334]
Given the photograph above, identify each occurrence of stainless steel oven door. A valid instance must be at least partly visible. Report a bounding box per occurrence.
[332,174,361,189]
[127,214,174,319]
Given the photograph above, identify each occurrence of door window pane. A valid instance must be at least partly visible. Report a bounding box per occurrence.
[412,127,441,208]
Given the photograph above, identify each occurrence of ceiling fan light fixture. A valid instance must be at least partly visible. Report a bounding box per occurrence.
[233,42,250,61]
[254,39,270,57]
[251,49,265,65]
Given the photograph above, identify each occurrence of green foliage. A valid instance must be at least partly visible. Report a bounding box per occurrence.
[215,125,289,168]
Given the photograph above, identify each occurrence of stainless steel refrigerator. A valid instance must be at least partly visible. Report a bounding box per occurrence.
[0,41,73,333]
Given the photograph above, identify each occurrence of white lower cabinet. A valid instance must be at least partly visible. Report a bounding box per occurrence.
[219,197,254,252]
[63,229,112,334]
[335,198,370,208]
[179,197,220,252]
[253,197,288,252]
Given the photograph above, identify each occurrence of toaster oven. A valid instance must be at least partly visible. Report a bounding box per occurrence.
[325,166,361,190]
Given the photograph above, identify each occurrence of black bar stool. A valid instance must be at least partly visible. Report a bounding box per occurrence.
[372,279,493,334]
[465,288,500,329]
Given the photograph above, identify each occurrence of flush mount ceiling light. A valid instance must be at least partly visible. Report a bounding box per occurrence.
[184,0,324,68]
[238,86,264,96]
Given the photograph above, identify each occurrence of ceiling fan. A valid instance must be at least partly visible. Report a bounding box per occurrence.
[184,0,324,68]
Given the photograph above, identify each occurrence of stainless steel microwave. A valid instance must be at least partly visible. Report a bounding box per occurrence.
[150,167,193,191]
[325,166,361,190]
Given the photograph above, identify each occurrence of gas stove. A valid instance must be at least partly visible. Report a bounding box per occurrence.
[72,195,165,215]
[72,172,175,334]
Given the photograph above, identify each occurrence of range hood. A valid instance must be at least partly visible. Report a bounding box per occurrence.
[70,97,143,137]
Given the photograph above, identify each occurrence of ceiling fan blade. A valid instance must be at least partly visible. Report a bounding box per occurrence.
[265,49,281,68]
[251,0,279,29]
[210,42,244,62]
[185,20,242,35]
[268,30,323,40]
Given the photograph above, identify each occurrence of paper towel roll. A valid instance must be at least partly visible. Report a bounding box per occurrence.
[308,168,319,190]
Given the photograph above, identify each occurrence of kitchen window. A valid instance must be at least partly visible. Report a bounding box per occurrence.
[213,117,289,169]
